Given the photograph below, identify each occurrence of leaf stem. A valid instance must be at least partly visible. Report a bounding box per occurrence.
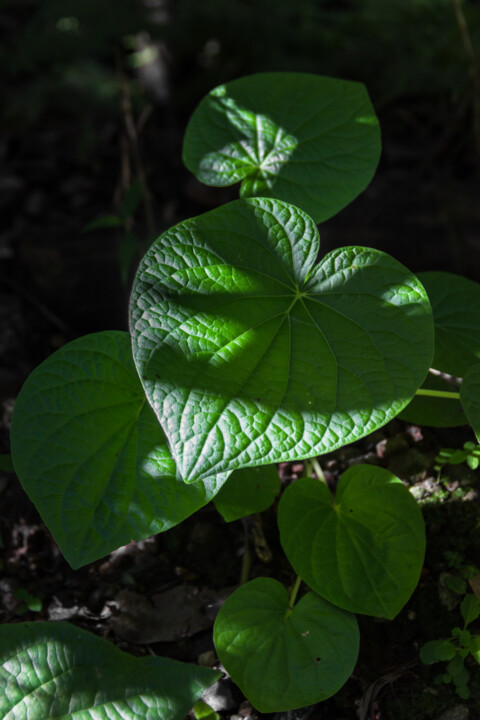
[289,575,302,608]
[415,389,461,399]
[312,458,327,484]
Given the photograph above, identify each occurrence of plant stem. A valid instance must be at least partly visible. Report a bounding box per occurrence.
[312,458,327,484]
[415,389,460,399]
[289,575,302,608]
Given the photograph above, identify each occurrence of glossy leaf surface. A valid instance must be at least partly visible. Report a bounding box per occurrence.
[214,578,359,712]
[214,464,280,521]
[419,271,480,377]
[183,73,381,222]
[278,466,425,618]
[0,622,219,720]
[130,197,434,483]
[10,331,226,568]
[460,364,480,442]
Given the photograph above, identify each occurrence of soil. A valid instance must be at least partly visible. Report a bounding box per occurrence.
[2,70,480,720]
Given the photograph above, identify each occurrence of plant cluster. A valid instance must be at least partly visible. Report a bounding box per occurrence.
[3,71,480,717]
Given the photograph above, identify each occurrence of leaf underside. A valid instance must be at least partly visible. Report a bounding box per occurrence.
[10,331,227,568]
[278,466,426,618]
[214,578,359,712]
[130,197,434,483]
[183,72,381,223]
[0,622,219,720]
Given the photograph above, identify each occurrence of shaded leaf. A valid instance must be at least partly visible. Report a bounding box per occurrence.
[460,363,480,442]
[461,594,480,627]
[419,271,480,377]
[214,464,280,522]
[420,639,458,664]
[214,577,359,713]
[278,466,426,618]
[399,372,465,428]
[183,73,380,223]
[10,331,227,569]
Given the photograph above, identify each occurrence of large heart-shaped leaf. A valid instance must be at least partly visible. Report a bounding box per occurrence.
[213,577,359,712]
[0,622,220,719]
[183,73,381,222]
[10,331,227,569]
[278,466,425,618]
[419,271,480,377]
[130,197,434,483]
[460,364,480,442]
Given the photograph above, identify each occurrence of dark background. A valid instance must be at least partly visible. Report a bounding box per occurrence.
[2,0,480,398]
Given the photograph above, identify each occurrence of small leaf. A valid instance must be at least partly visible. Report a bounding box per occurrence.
[418,271,480,377]
[460,364,480,442]
[461,594,480,627]
[214,464,281,522]
[0,622,220,720]
[278,466,426,618]
[10,331,228,568]
[183,73,381,223]
[83,214,123,232]
[468,636,480,663]
[214,577,359,713]
[456,685,470,699]
[130,197,434,483]
[193,701,220,720]
[448,654,469,688]
[420,640,458,664]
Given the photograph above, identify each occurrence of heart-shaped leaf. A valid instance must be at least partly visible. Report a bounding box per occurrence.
[399,372,465,427]
[420,639,458,664]
[419,271,480,377]
[0,622,220,720]
[214,464,280,522]
[183,73,381,222]
[460,363,480,442]
[278,466,425,618]
[130,197,434,483]
[213,577,359,713]
[10,331,227,569]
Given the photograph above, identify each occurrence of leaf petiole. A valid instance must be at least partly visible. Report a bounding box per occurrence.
[415,389,461,399]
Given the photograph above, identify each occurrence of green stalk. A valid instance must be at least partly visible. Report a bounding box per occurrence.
[289,575,303,608]
[415,389,460,399]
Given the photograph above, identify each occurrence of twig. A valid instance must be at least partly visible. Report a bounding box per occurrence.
[115,48,156,238]
[450,0,480,160]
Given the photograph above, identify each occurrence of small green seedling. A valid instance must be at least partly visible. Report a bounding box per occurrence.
[421,594,480,699]
[435,441,480,476]
[7,71,480,715]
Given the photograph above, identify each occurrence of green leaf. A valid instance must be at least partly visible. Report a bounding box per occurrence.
[0,622,219,720]
[183,73,381,223]
[193,701,220,720]
[420,639,458,664]
[448,654,469,688]
[213,577,359,713]
[213,464,281,522]
[10,331,227,569]
[461,594,480,627]
[83,214,123,232]
[278,466,426,618]
[460,364,480,442]
[130,197,434,483]
[418,271,480,377]
[0,453,14,471]
[468,636,480,663]
[399,372,465,428]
